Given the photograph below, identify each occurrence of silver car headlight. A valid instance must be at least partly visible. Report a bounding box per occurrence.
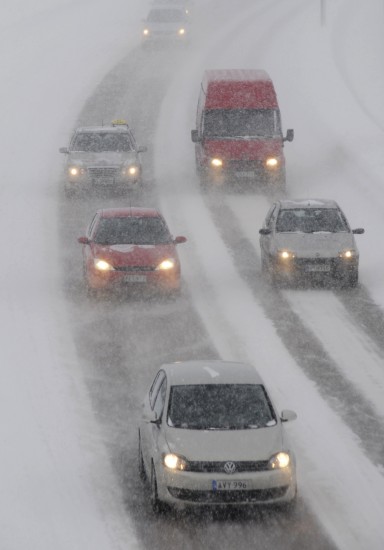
[277,249,295,261]
[94,259,114,272]
[143,28,150,36]
[68,165,85,177]
[268,451,291,470]
[178,28,186,36]
[339,249,357,260]
[122,164,139,177]
[162,453,189,471]
[156,259,176,271]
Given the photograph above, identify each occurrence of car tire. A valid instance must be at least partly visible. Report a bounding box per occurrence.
[341,269,358,289]
[150,463,167,514]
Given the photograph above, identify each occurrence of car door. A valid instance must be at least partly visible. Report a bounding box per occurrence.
[140,371,167,473]
[260,203,278,261]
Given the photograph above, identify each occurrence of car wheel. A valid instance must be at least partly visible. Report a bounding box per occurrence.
[341,269,358,289]
[138,433,146,481]
[150,463,167,514]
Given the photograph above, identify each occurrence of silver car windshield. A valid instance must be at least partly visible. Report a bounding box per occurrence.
[71,132,133,153]
[167,384,277,430]
[276,208,349,233]
[93,217,172,245]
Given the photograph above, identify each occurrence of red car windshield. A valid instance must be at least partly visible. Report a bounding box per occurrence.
[93,217,172,245]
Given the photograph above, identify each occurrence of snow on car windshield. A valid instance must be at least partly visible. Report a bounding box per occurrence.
[147,9,185,22]
[72,132,133,152]
[203,109,281,138]
[93,217,172,245]
[276,208,349,233]
[167,384,277,430]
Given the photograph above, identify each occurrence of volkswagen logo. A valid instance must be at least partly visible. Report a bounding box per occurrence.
[223,461,236,474]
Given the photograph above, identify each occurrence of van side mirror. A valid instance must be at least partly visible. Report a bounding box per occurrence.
[191,129,200,143]
[137,145,147,153]
[259,228,271,235]
[352,228,365,235]
[284,129,294,142]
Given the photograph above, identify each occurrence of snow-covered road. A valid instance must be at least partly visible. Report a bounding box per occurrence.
[1,0,384,548]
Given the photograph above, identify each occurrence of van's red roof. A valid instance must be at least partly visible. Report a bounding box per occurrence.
[202,69,278,109]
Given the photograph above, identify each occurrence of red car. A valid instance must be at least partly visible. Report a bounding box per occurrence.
[78,207,187,295]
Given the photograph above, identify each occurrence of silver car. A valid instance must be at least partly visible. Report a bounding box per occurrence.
[59,121,147,196]
[138,360,297,512]
[141,6,190,49]
[259,199,365,287]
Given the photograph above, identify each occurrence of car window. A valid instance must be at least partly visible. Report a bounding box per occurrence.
[71,132,133,153]
[93,217,172,245]
[149,370,166,410]
[167,384,277,430]
[276,208,349,233]
[153,378,167,420]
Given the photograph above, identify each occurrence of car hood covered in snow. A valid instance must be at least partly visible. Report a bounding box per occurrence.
[273,231,358,258]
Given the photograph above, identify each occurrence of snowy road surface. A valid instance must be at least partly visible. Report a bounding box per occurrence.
[2,0,384,549]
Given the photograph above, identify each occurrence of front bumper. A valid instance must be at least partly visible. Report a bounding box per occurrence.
[200,161,285,187]
[66,166,142,192]
[273,256,358,281]
[85,265,181,292]
[156,466,296,508]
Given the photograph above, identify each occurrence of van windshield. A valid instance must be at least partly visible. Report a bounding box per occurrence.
[203,109,281,138]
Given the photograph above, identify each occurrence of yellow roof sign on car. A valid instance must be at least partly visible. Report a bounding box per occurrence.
[111,119,129,126]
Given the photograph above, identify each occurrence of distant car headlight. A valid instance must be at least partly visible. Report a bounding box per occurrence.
[122,164,139,177]
[94,259,114,271]
[268,452,291,470]
[339,249,357,260]
[143,28,149,36]
[178,28,186,36]
[265,157,279,169]
[156,259,176,271]
[210,158,223,168]
[68,166,85,177]
[163,453,188,471]
[278,249,295,261]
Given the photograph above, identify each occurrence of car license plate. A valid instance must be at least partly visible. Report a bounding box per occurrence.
[123,275,147,283]
[235,171,255,178]
[212,480,249,491]
[305,264,330,272]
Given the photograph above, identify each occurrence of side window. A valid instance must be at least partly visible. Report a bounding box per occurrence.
[149,370,166,410]
[153,378,167,420]
[265,205,277,229]
[88,213,100,239]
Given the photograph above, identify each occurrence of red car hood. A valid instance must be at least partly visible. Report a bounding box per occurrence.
[90,242,177,266]
[203,138,282,160]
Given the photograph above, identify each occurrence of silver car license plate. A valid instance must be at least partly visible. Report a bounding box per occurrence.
[212,480,249,491]
[123,275,147,283]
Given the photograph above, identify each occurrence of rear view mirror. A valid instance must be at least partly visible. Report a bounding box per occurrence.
[174,236,187,244]
[284,129,294,142]
[259,228,271,235]
[280,409,297,423]
[59,147,69,154]
[78,236,90,245]
[137,145,147,153]
[191,129,200,143]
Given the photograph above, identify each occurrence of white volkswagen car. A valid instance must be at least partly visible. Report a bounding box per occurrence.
[138,360,297,512]
[259,199,365,287]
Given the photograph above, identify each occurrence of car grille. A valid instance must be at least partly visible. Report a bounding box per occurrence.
[168,486,288,503]
[88,167,119,179]
[186,461,270,473]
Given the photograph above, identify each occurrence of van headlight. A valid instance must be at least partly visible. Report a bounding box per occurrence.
[265,157,279,169]
[178,28,186,36]
[210,158,223,168]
